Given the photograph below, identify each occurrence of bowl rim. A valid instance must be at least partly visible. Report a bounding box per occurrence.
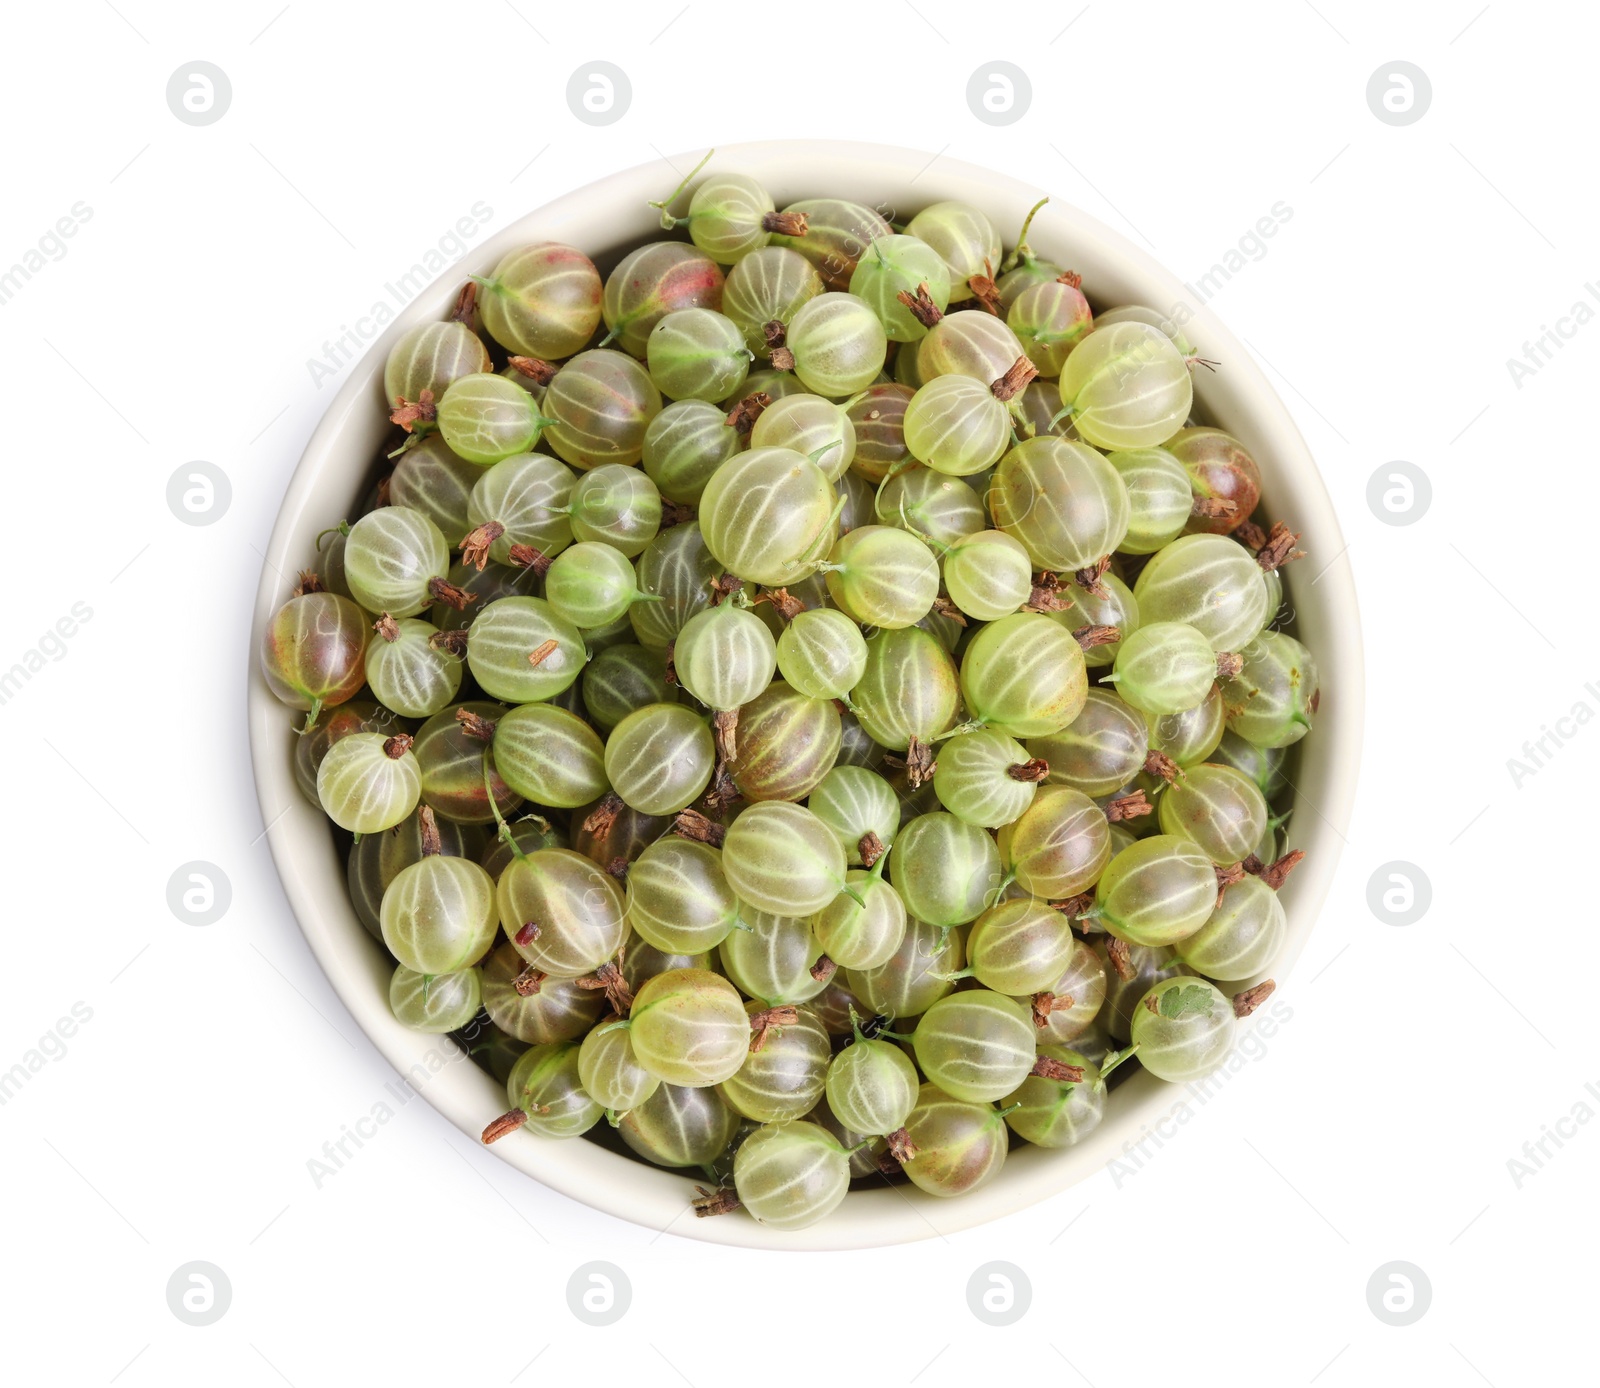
[247,137,1364,1250]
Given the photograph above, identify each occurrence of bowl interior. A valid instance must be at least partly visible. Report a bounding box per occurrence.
[248,139,1363,1250]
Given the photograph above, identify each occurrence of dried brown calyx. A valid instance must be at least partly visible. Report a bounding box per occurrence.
[1073,556,1113,600]
[1232,519,1267,553]
[527,638,559,669]
[1215,861,1248,902]
[506,544,553,578]
[459,520,505,571]
[886,1127,917,1162]
[577,960,634,1016]
[1191,496,1238,521]
[1007,758,1050,783]
[659,500,696,528]
[726,390,772,434]
[1216,651,1245,681]
[455,706,497,743]
[1031,991,1076,1028]
[968,271,1002,315]
[1255,521,1305,572]
[373,613,401,643]
[753,587,805,621]
[1143,749,1182,784]
[451,280,478,324]
[1023,571,1074,614]
[581,792,624,838]
[859,831,887,870]
[1058,269,1084,289]
[930,595,969,626]
[673,808,727,848]
[885,734,937,789]
[293,570,323,596]
[1030,1055,1086,1084]
[876,1146,905,1177]
[991,354,1039,402]
[1233,980,1276,1018]
[704,762,742,811]
[514,920,541,948]
[506,355,556,386]
[390,389,437,433]
[710,572,744,606]
[748,1005,799,1052]
[1106,790,1152,822]
[481,1109,526,1144]
[605,856,629,882]
[810,955,838,984]
[692,1184,742,1217]
[1106,937,1135,981]
[761,209,809,237]
[427,575,478,611]
[761,320,795,371]
[428,628,469,658]
[382,733,415,760]
[712,708,740,764]
[895,282,944,329]
[1074,624,1121,651]
[1254,849,1306,890]
[512,966,546,997]
[1050,890,1096,921]
[417,804,442,857]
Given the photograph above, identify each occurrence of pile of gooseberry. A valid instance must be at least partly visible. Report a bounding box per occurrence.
[262,157,1319,1233]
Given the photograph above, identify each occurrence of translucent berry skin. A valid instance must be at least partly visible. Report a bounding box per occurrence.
[1026,688,1148,799]
[730,682,842,803]
[674,603,777,712]
[933,727,1040,829]
[1057,321,1193,451]
[723,801,849,919]
[499,847,626,979]
[388,435,482,544]
[750,394,856,482]
[1211,729,1289,798]
[1129,976,1235,1082]
[683,172,775,264]
[1109,621,1218,717]
[629,967,750,1087]
[1002,1045,1105,1148]
[631,522,721,651]
[260,592,369,720]
[477,242,603,360]
[942,530,1033,622]
[383,320,491,409]
[1094,303,1197,356]
[364,617,462,720]
[602,242,724,358]
[824,525,939,630]
[1175,874,1285,982]
[1220,631,1319,748]
[786,292,889,396]
[903,375,1011,477]
[625,837,741,955]
[777,608,867,701]
[1023,938,1107,1044]
[848,234,952,341]
[960,612,1089,738]
[543,349,662,470]
[492,702,608,809]
[876,468,986,549]
[825,1037,919,1136]
[811,868,907,970]
[846,915,963,1018]
[699,447,836,586]
[1149,686,1226,768]
[719,907,828,1006]
[481,941,606,1043]
[380,854,499,974]
[769,198,893,290]
[1043,571,1140,669]
[642,399,740,503]
[316,732,421,834]
[901,1083,1009,1197]
[344,506,451,618]
[1106,446,1193,555]
[1092,834,1218,946]
[733,1121,851,1230]
[918,312,1028,387]
[618,1081,740,1167]
[906,200,1000,298]
[1158,762,1269,865]
[466,596,586,704]
[1134,534,1271,655]
[989,436,1132,572]
[890,812,1003,929]
[414,701,520,825]
[582,643,674,734]
[604,703,715,816]
[964,897,1078,995]
[505,1042,604,1138]
[466,452,576,566]
[808,765,899,866]
[570,463,662,556]
[296,700,406,806]
[577,1021,660,1115]
[719,1004,830,1123]
[997,786,1112,899]
[1008,277,1093,377]
[1167,427,1263,537]
[1097,940,1186,1042]
[389,964,481,1033]
[844,382,915,484]
[722,246,825,356]
[851,627,959,752]
[646,308,751,403]
[436,373,547,466]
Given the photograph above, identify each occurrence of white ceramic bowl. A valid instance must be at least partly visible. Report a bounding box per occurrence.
[248,139,1363,1250]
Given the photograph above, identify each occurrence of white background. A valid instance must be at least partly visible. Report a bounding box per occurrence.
[0,1,1590,1383]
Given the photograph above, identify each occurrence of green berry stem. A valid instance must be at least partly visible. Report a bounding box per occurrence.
[647,147,716,229]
